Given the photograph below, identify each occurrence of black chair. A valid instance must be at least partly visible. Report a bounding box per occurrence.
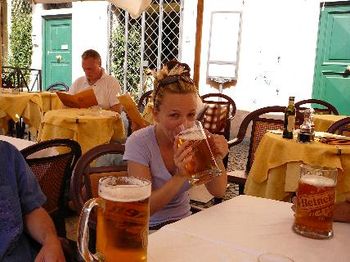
[295,99,339,125]
[70,142,127,214]
[227,106,286,194]
[21,138,82,237]
[327,117,350,136]
[47,82,69,92]
[137,90,153,112]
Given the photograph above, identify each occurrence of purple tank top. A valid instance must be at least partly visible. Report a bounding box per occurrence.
[123,125,191,227]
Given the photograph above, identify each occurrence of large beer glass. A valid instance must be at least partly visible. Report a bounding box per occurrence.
[78,176,151,262]
[177,120,222,186]
[293,164,338,239]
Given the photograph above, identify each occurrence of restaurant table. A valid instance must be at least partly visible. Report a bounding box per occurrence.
[245,132,350,202]
[0,91,43,134]
[148,195,350,262]
[38,91,63,113]
[38,108,125,153]
[313,114,347,132]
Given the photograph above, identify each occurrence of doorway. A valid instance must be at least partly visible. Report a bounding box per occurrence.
[43,16,72,89]
[312,2,350,114]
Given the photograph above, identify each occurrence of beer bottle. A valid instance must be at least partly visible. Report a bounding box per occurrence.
[283,96,295,139]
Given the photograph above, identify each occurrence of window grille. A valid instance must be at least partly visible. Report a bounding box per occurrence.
[109,0,183,98]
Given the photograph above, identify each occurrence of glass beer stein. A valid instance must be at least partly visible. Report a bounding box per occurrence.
[78,176,152,262]
[177,120,222,186]
[293,164,338,239]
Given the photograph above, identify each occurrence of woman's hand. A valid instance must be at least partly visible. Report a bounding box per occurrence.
[173,137,193,179]
[207,133,229,160]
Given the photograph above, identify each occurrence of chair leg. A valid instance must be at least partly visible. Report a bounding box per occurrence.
[238,183,245,195]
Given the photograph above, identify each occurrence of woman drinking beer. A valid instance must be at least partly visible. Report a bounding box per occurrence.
[123,60,228,230]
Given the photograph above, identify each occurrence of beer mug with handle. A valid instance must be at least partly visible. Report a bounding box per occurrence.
[78,176,152,262]
[177,120,222,186]
[293,164,338,239]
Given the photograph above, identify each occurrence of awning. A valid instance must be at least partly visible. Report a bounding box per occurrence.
[31,0,151,19]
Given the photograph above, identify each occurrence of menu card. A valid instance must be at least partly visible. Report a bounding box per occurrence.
[118,93,148,127]
[57,89,98,108]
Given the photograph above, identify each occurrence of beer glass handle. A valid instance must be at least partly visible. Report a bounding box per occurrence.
[77,198,103,262]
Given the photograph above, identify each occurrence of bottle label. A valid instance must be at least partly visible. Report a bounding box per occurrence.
[287,115,295,132]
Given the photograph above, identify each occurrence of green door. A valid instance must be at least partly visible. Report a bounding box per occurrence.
[43,17,72,89]
[312,4,350,115]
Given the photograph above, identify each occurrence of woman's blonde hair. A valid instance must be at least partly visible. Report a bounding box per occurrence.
[152,60,198,111]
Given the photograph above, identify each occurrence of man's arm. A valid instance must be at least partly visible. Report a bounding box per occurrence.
[24,207,65,262]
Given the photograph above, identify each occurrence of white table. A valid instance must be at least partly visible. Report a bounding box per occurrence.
[0,135,58,158]
[148,195,350,262]
[0,135,35,150]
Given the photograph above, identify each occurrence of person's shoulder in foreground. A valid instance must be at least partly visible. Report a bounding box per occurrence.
[0,141,65,261]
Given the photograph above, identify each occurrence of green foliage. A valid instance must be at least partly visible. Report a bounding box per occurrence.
[9,0,32,70]
[111,21,141,96]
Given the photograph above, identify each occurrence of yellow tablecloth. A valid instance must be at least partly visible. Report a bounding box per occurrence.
[313,114,347,132]
[0,92,43,134]
[39,92,63,113]
[245,132,350,202]
[38,108,125,153]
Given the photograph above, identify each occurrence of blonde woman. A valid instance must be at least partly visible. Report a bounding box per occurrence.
[123,60,228,230]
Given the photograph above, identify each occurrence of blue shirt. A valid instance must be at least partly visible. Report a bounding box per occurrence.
[0,141,46,261]
[123,125,191,227]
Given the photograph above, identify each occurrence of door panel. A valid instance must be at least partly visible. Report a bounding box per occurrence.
[43,17,72,89]
[312,4,350,115]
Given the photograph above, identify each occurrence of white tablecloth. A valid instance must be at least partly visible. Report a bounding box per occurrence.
[148,195,350,262]
[0,135,58,158]
[0,135,35,150]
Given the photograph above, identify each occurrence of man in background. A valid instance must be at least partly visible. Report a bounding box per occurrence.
[69,49,122,113]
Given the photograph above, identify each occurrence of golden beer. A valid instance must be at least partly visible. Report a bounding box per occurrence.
[177,125,222,185]
[78,176,151,262]
[293,168,337,239]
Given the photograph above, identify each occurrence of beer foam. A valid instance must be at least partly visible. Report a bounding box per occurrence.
[178,127,205,140]
[300,175,335,187]
[99,176,151,202]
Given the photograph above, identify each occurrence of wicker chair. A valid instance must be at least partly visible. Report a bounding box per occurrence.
[327,117,350,136]
[70,142,127,215]
[295,99,339,125]
[227,106,286,194]
[200,93,236,139]
[21,139,82,237]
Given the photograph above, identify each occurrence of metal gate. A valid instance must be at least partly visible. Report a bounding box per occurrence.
[109,0,183,97]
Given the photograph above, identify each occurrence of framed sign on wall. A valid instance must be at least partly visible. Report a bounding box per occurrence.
[206,11,242,92]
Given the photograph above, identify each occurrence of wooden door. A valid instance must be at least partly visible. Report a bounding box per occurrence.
[312,3,350,115]
[43,16,72,89]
